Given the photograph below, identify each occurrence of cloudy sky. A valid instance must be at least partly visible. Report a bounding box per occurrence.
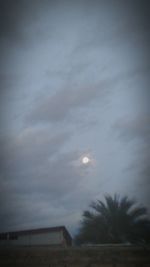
[0,0,150,236]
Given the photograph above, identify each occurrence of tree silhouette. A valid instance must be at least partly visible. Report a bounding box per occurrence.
[75,194,150,245]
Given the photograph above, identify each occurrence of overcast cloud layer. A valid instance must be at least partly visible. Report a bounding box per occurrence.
[0,0,150,235]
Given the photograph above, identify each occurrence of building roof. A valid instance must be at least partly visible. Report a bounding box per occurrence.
[0,226,72,241]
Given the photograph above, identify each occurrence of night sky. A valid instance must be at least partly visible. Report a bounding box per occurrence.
[0,0,150,236]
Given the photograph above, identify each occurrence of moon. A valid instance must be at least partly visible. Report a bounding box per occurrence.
[82,156,90,164]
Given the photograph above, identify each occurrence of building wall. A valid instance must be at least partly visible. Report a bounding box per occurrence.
[0,231,63,246]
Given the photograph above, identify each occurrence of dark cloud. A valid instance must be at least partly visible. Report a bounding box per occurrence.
[0,0,23,40]
[113,114,150,207]
[1,0,150,234]
[0,0,150,45]
[27,62,150,126]
[126,153,150,208]
[0,127,72,229]
[0,0,33,57]
[1,127,71,174]
[26,83,111,124]
[113,115,150,143]
[0,147,89,232]
[0,0,50,42]
[0,126,93,231]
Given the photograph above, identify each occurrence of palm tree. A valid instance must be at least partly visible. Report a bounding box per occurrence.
[75,194,150,245]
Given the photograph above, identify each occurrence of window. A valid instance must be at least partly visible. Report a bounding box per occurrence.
[9,234,18,240]
[0,234,7,240]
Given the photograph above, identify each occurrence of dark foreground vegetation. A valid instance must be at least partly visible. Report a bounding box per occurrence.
[0,245,150,267]
[75,194,150,245]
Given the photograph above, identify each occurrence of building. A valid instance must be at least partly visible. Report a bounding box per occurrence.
[0,226,72,247]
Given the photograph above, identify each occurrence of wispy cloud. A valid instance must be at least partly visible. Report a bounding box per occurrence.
[0,0,150,234]
[113,114,150,206]
[113,115,150,143]
[0,126,93,232]
[26,82,111,124]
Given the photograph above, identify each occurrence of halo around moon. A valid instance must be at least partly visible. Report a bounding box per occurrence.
[82,156,90,164]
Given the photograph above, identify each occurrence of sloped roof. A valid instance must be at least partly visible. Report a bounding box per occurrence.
[0,226,72,241]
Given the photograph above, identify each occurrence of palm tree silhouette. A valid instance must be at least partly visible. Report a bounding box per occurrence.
[75,194,150,245]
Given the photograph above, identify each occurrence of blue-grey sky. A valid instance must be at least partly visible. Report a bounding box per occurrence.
[0,0,150,235]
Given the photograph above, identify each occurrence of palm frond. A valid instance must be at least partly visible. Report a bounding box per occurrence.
[119,196,135,212]
[129,206,148,221]
[83,210,94,220]
[75,193,150,245]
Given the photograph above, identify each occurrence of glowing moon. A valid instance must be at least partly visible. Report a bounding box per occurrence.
[82,156,90,164]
